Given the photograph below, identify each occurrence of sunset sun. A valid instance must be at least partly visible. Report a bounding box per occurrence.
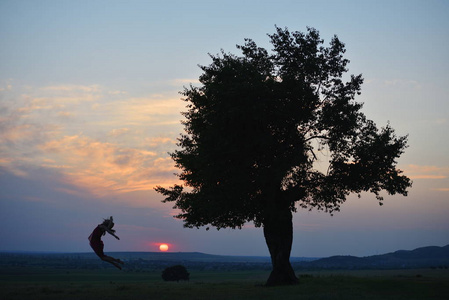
[159,244,169,252]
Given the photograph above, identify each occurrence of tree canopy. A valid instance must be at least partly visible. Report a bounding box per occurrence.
[155,26,412,285]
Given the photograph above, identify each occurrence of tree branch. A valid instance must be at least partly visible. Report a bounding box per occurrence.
[304,135,330,142]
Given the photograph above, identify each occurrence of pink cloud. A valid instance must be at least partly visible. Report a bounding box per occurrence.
[404,164,449,179]
[1,83,183,202]
[38,134,178,197]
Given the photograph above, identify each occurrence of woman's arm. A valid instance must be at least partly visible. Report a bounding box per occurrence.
[107,230,120,240]
[99,225,120,240]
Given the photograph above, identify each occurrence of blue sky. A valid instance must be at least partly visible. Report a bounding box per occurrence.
[1,0,448,257]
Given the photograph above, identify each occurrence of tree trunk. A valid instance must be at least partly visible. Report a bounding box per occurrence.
[263,206,299,286]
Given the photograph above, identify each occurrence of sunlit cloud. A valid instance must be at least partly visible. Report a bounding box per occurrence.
[404,164,449,179]
[0,124,36,143]
[32,85,103,106]
[36,134,178,196]
[92,97,185,127]
[0,82,13,91]
[108,90,127,95]
[57,111,75,118]
[172,78,201,85]
[108,128,131,137]
[40,84,101,93]
[147,136,175,146]
[0,83,184,200]
[0,158,29,177]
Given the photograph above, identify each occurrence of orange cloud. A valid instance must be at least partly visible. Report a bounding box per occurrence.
[404,164,449,179]
[40,84,101,93]
[92,97,185,127]
[0,157,29,177]
[57,111,74,118]
[38,134,178,197]
[145,136,177,148]
[172,78,200,85]
[108,128,130,137]
[433,188,449,192]
[0,124,35,143]
[1,83,183,200]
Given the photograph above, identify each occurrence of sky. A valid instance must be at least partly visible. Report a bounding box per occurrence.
[1,0,448,258]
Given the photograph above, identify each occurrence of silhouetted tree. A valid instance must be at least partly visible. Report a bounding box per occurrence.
[155,26,412,286]
[161,265,190,282]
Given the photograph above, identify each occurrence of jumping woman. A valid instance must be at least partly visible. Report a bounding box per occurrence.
[88,216,124,270]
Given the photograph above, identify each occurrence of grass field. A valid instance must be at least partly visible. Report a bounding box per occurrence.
[1,267,448,300]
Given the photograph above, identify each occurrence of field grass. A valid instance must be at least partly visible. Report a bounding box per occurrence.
[1,267,448,300]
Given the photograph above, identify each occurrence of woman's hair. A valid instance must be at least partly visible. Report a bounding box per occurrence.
[101,216,115,232]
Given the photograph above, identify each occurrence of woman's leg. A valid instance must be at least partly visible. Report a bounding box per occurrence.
[101,255,123,270]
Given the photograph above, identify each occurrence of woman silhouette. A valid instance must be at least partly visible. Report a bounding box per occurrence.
[88,216,124,270]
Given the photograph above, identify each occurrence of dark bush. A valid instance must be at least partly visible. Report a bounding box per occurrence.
[161,265,190,282]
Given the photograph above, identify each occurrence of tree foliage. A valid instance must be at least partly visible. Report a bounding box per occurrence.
[156,26,411,229]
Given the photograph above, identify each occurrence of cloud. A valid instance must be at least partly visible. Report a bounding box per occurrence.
[38,134,178,196]
[40,84,101,93]
[0,83,183,200]
[172,78,201,85]
[0,124,35,143]
[0,158,29,177]
[404,164,449,179]
[57,111,75,118]
[0,82,13,91]
[108,128,130,137]
[93,97,185,127]
[108,90,127,95]
[145,136,177,149]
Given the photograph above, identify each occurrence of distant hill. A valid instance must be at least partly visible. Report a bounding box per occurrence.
[3,251,314,263]
[300,244,449,269]
[0,251,310,271]
[112,251,272,262]
[1,244,448,270]
[107,252,316,263]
